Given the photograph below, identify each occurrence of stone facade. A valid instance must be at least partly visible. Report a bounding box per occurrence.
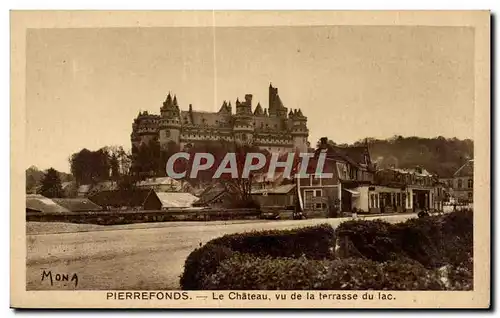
[131,83,309,154]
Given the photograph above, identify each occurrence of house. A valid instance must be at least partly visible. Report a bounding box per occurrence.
[155,192,199,209]
[89,189,162,211]
[296,137,376,216]
[51,198,102,212]
[77,184,91,197]
[370,166,439,213]
[296,137,443,215]
[452,159,474,204]
[77,181,119,198]
[251,184,296,209]
[136,177,183,192]
[192,182,237,208]
[26,194,70,213]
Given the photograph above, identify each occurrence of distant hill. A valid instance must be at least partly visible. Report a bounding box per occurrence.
[26,166,74,194]
[352,136,473,178]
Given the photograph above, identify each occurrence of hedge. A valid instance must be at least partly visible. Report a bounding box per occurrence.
[180,223,336,290]
[180,243,235,290]
[209,223,336,259]
[181,211,472,290]
[336,210,473,269]
[202,255,446,290]
[335,219,400,262]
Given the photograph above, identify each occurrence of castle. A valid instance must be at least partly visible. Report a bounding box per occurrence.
[131,84,309,154]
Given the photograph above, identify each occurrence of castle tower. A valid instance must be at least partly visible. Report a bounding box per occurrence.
[268,83,288,118]
[159,93,181,149]
[233,94,254,144]
[131,110,161,153]
[290,108,309,152]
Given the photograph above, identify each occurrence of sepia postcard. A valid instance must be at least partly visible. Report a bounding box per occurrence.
[11,10,490,309]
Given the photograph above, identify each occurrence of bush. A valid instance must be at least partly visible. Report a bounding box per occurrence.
[446,259,473,290]
[181,211,472,290]
[336,211,473,269]
[180,224,336,290]
[209,223,336,259]
[336,220,400,262]
[440,210,473,267]
[180,244,235,290]
[202,255,446,290]
[391,217,446,268]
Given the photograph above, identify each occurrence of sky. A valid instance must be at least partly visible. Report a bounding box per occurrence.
[26,26,475,173]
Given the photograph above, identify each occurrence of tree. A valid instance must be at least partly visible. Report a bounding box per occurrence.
[130,138,162,179]
[39,168,64,198]
[69,148,111,185]
[109,153,120,181]
[117,174,138,192]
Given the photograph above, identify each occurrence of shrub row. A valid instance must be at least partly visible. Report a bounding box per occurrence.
[202,255,447,290]
[336,210,473,268]
[180,210,473,290]
[180,223,336,290]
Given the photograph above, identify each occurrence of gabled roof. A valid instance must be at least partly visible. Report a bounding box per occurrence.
[192,181,240,206]
[193,182,227,206]
[252,184,296,195]
[89,189,155,208]
[78,184,91,194]
[379,167,434,177]
[253,103,264,116]
[26,194,70,213]
[136,177,182,190]
[155,192,199,208]
[454,159,474,177]
[51,198,102,212]
[315,144,372,171]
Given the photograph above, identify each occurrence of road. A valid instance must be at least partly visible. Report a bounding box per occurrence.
[26,214,416,290]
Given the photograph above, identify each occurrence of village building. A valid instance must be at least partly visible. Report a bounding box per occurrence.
[89,189,162,211]
[439,159,474,204]
[296,137,375,217]
[251,184,296,210]
[136,177,184,192]
[131,83,309,154]
[155,192,199,209]
[26,195,102,214]
[295,137,443,215]
[192,182,237,208]
[371,167,440,213]
[26,194,71,213]
[51,198,102,212]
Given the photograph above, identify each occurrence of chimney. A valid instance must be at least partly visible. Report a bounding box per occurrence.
[320,137,328,146]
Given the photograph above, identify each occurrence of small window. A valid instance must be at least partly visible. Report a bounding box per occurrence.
[468,179,473,188]
[314,190,322,197]
[458,179,463,189]
[315,203,323,209]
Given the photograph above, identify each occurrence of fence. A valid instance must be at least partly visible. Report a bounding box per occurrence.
[26,208,261,225]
